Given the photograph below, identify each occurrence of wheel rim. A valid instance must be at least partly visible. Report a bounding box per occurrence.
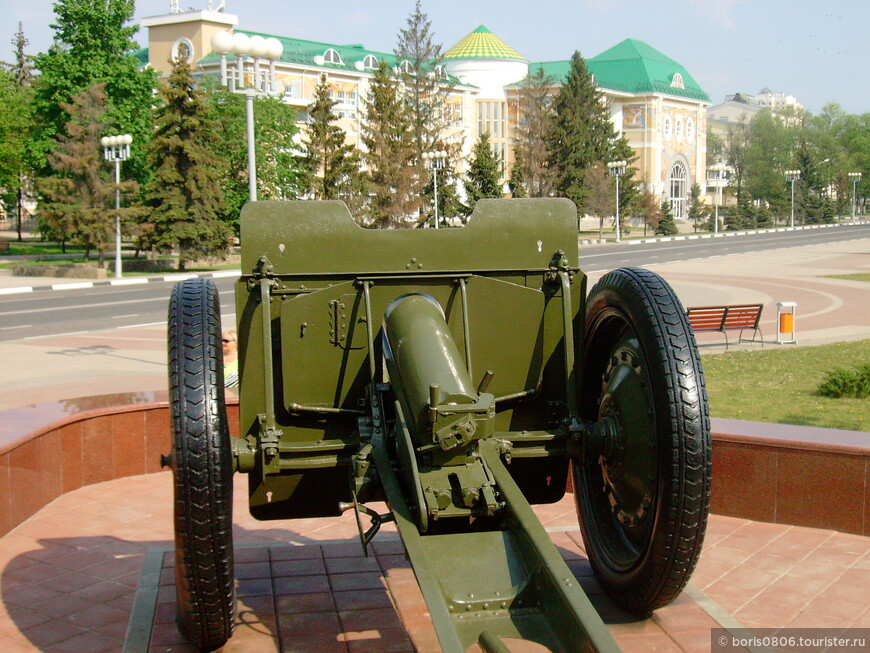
[583,315,659,572]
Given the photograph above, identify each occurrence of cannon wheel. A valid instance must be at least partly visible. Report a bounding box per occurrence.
[574,267,711,614]
[168,278,235,650]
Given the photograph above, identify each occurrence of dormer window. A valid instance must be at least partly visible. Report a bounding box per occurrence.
[434,65,448,79]
[399,60,416,76]
[324,48,343,65]
[363,54,378,69]
[671,73,685,89]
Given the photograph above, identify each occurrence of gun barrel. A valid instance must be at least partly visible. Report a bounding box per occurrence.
[383,294,476,445]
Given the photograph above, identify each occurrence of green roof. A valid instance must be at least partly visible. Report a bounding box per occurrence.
[444,25,525,62]
[527,39,709,102]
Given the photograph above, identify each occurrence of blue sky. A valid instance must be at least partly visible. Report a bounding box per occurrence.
[2,0,868,114]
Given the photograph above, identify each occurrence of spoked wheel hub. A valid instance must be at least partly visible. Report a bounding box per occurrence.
[574,267,712,614]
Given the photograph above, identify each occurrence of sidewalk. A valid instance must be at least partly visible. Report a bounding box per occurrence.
[1,237,868,412]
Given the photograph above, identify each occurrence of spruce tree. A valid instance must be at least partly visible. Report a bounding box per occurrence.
[361,62,420,227]
[422,155,464,226]
[304,74,362,203]
[513,65,555,197]
[687,182,706,232]
[508,148,528,198]
[144,57,228,270]
[656,197,678,235]
[545,51,618,207]
[464,131,502,214]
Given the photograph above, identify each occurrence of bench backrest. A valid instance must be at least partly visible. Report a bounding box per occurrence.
[687,304,763,332]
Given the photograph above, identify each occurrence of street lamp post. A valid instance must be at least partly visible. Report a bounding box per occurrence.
[422,150,447,229]
[101,134,132,279]
[785,170,801,228]
[211,31,284,202]
[607,160,627,242]
[707,162,727,234]
[848,172,862,219]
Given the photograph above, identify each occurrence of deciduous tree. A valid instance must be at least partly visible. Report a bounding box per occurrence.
[31,0,155,180]
[513,65,555,197]
[39,83,139,264]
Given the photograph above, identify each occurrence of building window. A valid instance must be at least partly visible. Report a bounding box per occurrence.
[671,73,684,89]
[674,117,683,142]
[172,38,194,64]
[669,161,689,219]
[324,49,343,65]
[686,117,695,142]
[662,114,672,141]
[399,60,415,76]
[434,65,448,79]
[363,55,378,69]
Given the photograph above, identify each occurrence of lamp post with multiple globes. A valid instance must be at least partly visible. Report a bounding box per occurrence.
[101,134,132,278]
[210,31,284,202]
[422,151,447,229]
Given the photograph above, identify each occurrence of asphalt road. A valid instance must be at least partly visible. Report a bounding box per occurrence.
[2,224,868,341]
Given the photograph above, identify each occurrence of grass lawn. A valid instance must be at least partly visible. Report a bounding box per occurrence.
[701,339,870,432]
[823,273,870,283]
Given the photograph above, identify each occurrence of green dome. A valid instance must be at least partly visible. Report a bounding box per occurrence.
[444,25,525,62]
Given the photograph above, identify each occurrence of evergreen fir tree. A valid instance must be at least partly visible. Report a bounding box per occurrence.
[464,131,502,214]
[545,51,618,207]
[687,182,706,232]
[360,62,420,227]
[304,74,362,202]
[144,57,228,270]
[656,197,678,235]
[755,203,773,228]
[508,148,528,198]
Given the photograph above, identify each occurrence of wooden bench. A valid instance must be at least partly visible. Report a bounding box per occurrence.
[686,304,764,350]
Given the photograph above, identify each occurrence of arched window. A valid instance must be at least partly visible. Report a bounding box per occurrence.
[671,73,685,89]
[434,65,448,79]
[324,48,343,65]
[363,54,378,69]
[399,60,416,76]
[669,161,689,219]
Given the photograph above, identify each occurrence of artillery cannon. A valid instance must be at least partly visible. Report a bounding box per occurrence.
[166,199,711,652]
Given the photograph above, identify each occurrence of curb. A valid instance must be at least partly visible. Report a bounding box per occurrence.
[0,269,240,296]
[578,220,870,246]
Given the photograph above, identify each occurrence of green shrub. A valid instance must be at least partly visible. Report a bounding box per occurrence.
[817,364,870,399]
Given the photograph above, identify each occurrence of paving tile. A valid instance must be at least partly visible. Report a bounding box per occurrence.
[271,557,326,577]
[330,588,392,612]
[328,571,386,592]
[338,607,404,631]
[274,591,335,615]
[343,627,415,653]
[272,574,331,595]
[325,555,382,575]
[44,629,119,652]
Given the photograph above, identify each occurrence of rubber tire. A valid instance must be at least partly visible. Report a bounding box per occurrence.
[574,267,711,614]
[168,278,235,650]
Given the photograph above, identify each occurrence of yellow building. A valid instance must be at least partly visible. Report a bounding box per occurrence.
[140,6,710,218]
